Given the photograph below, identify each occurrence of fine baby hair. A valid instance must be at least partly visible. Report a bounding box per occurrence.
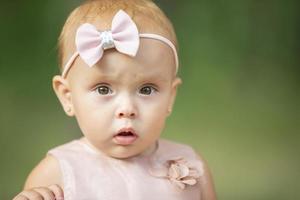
[61,9,179,78]
[13,0,216,199]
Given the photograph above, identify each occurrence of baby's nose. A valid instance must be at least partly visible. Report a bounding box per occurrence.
[117,110,136,118]
[115,97,137,119]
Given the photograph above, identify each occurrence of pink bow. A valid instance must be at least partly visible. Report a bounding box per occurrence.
[75,10,140,67]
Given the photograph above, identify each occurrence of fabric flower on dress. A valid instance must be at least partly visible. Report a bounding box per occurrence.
[149,156,203,190]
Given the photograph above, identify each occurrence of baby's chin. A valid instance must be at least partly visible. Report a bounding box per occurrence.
[107,143,158,159]
[106,147,143,159]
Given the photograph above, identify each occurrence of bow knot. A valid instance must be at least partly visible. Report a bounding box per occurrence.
[101,31,115,50]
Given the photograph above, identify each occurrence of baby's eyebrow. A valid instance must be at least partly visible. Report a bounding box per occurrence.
[110,71,165,80]
[89,75,119,84]
[138,75,170,83]
[85,69,171,85]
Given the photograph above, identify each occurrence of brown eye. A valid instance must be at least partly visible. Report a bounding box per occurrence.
[96,85,112,95]
[139,86,156,95]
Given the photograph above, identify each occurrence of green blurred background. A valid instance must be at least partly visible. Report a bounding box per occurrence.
[0,0,299,199]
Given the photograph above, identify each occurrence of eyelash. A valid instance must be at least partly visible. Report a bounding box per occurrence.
[138,85,158,96]
[93,84,158,96]
[95,84,113,95]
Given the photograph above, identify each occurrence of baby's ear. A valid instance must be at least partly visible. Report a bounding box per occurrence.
[52,75,74,116]
[167,77,182,116]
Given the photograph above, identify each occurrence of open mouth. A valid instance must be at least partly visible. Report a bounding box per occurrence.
[113,129,138,145]
[117,131,135,136]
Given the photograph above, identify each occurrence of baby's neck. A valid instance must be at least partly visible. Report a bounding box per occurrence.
[138,140,159,157]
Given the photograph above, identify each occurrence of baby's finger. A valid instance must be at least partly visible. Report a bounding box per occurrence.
[48,184,64,200]
[33,187,55,200]
[13,194,29,200]
[13,190,43,200]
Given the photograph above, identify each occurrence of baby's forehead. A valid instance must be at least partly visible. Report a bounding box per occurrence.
[68,39,176,84]
[88,65,172,82]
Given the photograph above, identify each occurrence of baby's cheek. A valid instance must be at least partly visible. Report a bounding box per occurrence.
[146,109,168,131]
[76,112,100,136]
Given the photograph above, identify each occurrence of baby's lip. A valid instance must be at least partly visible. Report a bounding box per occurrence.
[113,127,138,145]
[114,127,137,137]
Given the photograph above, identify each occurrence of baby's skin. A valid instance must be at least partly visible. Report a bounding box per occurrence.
[12,39,216,199]
[13,155,64,200]
[13,183,63,200]
[13,1,217,199]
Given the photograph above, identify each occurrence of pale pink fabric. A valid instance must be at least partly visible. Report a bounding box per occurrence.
[76,10,139,67]
[48,139,203,200]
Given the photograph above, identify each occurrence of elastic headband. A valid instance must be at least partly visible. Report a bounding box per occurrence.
[61,10,178,78]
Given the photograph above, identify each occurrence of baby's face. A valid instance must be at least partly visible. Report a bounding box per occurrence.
[64,39,180,158]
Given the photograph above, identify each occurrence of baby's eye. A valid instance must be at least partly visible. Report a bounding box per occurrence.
[139,85,157,95]
[96,85,113,95]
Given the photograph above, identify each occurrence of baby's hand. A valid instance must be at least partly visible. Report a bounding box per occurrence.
[13,184,63,200]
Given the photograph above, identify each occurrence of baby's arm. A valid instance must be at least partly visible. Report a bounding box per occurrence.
[13,155,64,200]
[197,153,217,200]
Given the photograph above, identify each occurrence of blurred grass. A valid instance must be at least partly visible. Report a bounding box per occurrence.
[0,0,299,199]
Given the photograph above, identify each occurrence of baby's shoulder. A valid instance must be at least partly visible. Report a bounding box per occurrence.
[24,140,84,190]
[159,138,195,149]
[158,139,217,199]
[158,138,200,159]
[47,138,89,160]
[48,139,83,152]
[24,154,62,190]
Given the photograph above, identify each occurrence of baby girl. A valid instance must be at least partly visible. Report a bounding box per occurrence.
[14,0,216,199]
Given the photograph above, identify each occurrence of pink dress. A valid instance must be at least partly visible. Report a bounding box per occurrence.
[48,138,204,200]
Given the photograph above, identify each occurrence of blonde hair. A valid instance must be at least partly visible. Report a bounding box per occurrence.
[58,0,178,70]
